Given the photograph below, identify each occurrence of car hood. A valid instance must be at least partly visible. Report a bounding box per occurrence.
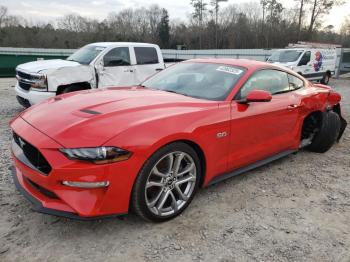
[16,59,81,73]
[20,87,214,148]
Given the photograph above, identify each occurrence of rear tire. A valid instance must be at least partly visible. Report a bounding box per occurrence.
[307,111,341,153]
[320,73,330,85]
[131,142,201,222]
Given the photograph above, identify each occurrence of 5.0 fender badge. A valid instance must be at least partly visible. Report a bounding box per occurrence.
[216,132,228,138]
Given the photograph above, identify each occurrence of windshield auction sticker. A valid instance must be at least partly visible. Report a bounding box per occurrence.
[216,66,243,75]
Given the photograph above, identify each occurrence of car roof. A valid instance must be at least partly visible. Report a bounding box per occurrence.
[186,58,280,71]
[87,42,158,48]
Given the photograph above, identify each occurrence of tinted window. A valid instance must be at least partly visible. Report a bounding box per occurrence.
[288,74,304,90]
[135,47,159,65]
[299,51,311,66]
[103,47,130,67]
[237,69,290,99]
[142,63,246,101]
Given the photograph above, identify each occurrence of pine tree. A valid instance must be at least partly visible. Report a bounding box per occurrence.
[158,9,170,48]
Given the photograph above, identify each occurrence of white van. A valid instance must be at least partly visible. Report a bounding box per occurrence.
[15,42,165,107]
[267,46,337,84]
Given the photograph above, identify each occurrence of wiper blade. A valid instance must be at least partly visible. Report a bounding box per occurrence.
[140,86,189,97]
[163,90,190,97]
[67,58,81,63]
[272,90,290,95]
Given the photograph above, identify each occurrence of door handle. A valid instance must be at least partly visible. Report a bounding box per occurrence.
[124,69,134,73]
[287,104,300,109]
[155,68,163,72]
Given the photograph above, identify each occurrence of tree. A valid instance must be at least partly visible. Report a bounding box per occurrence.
[158,9,170,48]
[210,0,227,48]
[308,0,344,37]
[295,0,309,40]
[0,6,7,28]
[190,0,207,49]
[264,0,284,47]
[0,3,349,49]
[260,0,268,47]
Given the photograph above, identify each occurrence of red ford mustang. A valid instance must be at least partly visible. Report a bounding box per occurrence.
[10,59,347,222]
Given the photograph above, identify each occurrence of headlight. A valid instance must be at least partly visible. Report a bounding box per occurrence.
[31,74,47,91]
[59,147,132,164]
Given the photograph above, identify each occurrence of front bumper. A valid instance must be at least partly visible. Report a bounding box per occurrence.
[10,117,141,219]
[15,82,55,106]
[11,166,123,220]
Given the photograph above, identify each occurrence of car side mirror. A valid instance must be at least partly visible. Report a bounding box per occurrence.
[237,90,272,104]
[95,60,104,72]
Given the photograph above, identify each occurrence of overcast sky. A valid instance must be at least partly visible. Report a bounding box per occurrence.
[2,0,350,30]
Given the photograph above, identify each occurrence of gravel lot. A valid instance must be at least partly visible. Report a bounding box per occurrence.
[0,77,349,262]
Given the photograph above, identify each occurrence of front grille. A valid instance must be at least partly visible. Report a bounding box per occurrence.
[16,70,40,91]
[13,132,52,175]
[16,70,32,80]
[18,81,31,91]
[25,177,58,199]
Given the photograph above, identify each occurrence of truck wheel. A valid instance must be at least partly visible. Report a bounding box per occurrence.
[320,73,330,85]
[61,85,83,94]
[307,111,341,153]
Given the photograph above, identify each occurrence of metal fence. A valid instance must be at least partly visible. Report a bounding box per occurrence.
[161,49,275,62]
[1,47,349,77]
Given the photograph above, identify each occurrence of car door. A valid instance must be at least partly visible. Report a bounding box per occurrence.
[297,51,313,76]
[132,46,165,84]
[97,46,136,88]
[228,69,301,171]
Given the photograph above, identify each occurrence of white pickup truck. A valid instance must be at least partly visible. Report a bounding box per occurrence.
[15,42,165,107]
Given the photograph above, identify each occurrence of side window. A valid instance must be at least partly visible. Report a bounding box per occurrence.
[288,74,304,90]
[298,51,311,66]
[103,47,130,67]
[134,47,159,65]
[237,70,290,99]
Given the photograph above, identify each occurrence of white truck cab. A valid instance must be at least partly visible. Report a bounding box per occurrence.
[267,43,338,84]
[15,42,165,107]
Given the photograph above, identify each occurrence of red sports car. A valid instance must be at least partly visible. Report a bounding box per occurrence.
[10,59,347,222]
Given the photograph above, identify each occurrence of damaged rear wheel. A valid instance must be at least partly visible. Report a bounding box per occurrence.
[303,111,341,153]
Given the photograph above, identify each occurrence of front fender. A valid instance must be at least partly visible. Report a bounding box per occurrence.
[44,65,95,92]
[104,106,231,187]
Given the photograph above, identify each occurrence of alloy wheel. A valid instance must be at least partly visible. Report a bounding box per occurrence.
[145,151,197,217]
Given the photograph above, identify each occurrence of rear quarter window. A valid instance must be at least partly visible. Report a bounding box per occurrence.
[288,74,304,90]
[134,47,159,65]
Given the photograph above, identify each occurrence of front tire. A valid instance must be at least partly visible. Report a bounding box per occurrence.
[307,111,341,153]
[61,85,83,94]
[131,142,201,222]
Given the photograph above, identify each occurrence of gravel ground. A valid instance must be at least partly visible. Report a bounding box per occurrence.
[0,77,349,262]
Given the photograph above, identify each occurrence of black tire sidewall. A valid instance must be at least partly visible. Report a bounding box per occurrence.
[131,142,202,222]
[62,85,77,94]
[321,74,330,85]
[307,111,341,153]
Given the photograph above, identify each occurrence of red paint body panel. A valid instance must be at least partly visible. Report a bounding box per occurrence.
[10,59,345,218]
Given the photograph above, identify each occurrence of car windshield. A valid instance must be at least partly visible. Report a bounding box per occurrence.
[67,45,105,65]
[268,50,304,63]
[142,62,246,101]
